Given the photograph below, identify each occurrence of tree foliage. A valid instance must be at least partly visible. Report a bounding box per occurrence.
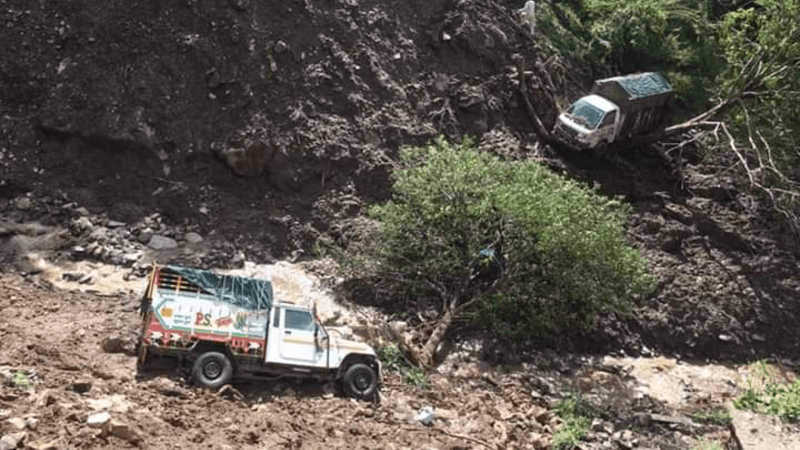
[368,137,655,348]
[537,0,721,111]
[717,0,800,160]
[711,0,800,234]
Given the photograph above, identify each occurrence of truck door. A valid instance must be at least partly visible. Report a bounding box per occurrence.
[598,110,617,143]
[278,308,323,364]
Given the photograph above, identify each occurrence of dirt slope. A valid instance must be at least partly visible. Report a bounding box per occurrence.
[1,0,535,259]
[1,0,799,363]
[3,274,740,450]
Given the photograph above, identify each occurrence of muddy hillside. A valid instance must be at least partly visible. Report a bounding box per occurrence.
[2,0,799,361]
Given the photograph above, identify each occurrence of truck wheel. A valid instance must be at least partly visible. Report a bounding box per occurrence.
[192,352,233,390]
[341,363,378,400]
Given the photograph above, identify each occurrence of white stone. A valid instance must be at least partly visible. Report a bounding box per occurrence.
[86,411,110,428]
[0,432,25,450]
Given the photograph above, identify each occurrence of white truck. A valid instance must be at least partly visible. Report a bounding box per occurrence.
[552,72,674,149]
[137,264,381,399]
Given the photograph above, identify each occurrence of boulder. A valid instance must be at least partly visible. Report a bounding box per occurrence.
[0,432,26,450]
[6,417,26,430]
[147,235,178,250]
[108,420,142,443]
[184,232,203,244]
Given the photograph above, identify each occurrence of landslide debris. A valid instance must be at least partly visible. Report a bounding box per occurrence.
[1,0,800,366]
[2,274,734,450]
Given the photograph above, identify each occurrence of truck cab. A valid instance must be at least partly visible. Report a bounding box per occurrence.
[553,94,621,149]
[138,264,381,399]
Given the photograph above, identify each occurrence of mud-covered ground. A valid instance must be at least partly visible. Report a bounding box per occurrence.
[1,0,799,387]
[2,273,744,450]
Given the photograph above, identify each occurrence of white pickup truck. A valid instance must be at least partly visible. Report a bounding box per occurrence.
[138,264,381,399]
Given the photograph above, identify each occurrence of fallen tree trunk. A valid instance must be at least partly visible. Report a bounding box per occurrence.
[514,55,558,146]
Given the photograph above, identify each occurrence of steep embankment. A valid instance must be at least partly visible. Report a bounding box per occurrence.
[1,0,536,259]
[1,0,799,360]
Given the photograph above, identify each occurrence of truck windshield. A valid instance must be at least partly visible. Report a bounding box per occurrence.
[567,99,605,130]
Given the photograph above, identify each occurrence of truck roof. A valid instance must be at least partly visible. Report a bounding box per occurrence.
[596,72,672,99]
[582,94,618,113]
[157,265,273,310]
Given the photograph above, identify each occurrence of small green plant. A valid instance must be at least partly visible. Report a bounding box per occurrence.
[691,439,723,450]
[733,387,762,411]
[692,407,732,426]
[403,367,428,388]
[11,371,35,389]
[734,360,800,423]
[378,344,428,387]
[553,391,598,450]
[377,344,404,373]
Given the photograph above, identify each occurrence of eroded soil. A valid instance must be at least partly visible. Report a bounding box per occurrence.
[2,0,800,447]
[1,272,754,450]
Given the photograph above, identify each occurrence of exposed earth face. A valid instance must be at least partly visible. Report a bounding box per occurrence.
[3,0,800,363]
[2,0,800,447]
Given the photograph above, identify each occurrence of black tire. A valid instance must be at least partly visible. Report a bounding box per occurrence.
[192,352,233,390]
[341,363,378,400]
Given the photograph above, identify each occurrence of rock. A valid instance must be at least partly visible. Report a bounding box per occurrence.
[532,405,552,424]
[0,410,10,420]
[62,272,83,282]
[613,430,636,449]
[229,0,249,11]
[137,230,153,244]
[274,40,288,53]
[0,432,26,450]
[415,406,435,426]
[106,220,125,228]
[731,406,800,450]
[719,334,734,342]
[650,414,694,427]
[28,438,59,450]
[101,335,135,355]
[86,411,110,428]
[71,245,86,254]
[15,197,32,211]
[752,333,766,342]
[548,415,564,430]
[148,235,178,250]
[74,207,90,216]
[71,380,92,394]
[122,251,142,266]
[184,232,203,244]
[633,412,651,428]
[24,417,37,430]
[591,418,606,432]
[6,417,26,430]
[529,432,550,450]
[72,216,93,232]
[88,227,108,242]
[108,420,142,443]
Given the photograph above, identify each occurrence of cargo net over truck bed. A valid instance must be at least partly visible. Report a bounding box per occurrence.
[151,265,273,311]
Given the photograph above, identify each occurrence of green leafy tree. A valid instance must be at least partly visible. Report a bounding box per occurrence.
[536,0,721,112]
[368,137,655,365]
[714,0,800,236]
